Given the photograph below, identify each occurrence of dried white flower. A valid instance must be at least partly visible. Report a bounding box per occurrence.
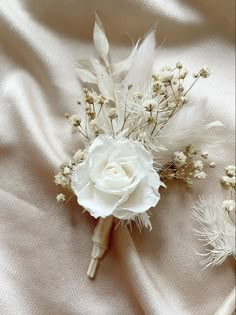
[174,151,187,167]
[222,200,235,212]
[69,115,81,127]
[221,176,236,188]
[225,165,236,177]
[142,100,158,111]
[201,150,208,159]
[176,62,182,69]
[73,149,86,163]
[90,119,103,134]
[179,96,188,104]
[54,173,71,187]
[185,145,197,155]
[179,69,188,79]
[96,94,109,106]
[193,196,235,268]
[159,71,173,83]
[63,166,71,175]
[199,66,211,78]
[185,177,193,188]
[56,193,66,203]
[193,72,200,78]
[193,160,204,171]
[108,108,118,119]
[193,170,207,179]
[54,173,63,185]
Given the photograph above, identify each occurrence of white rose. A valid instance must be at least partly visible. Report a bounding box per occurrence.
[71,135,163,221]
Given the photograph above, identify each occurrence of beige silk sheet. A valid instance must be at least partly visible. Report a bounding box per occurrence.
[0,0,235,314]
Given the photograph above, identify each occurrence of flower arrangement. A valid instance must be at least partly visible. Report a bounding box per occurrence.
[54,15,224,278]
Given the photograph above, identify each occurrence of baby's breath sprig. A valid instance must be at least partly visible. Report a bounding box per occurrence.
[159,146,214,188]
[55,150,87,202]
[115,63,212,155]
[221,165,236,189]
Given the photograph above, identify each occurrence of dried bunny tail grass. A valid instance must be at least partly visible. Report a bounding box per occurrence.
[192,196,235,268]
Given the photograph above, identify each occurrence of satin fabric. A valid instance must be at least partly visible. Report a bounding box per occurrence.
[0,1,235,314]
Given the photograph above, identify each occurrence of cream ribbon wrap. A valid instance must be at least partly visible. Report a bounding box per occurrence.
[214,287,236,315]
[87,216,114,278]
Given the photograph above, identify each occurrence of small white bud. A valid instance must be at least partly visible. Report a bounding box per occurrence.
[108,108,118,119]
[174,151,187,167]
[159,72,173,83]
[56,193,66,203]
[176,62,183,69]
[193,160,204,171]
[201,150,208,159]
[193,171,207,179]
[63,166,71,175]
[199,66,210,78]
[225,165,236,177]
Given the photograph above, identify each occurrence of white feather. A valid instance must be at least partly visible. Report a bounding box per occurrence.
[156,102,223,162]
[112,40,139,82]
[125,31,156,90]
[192,196,235,268]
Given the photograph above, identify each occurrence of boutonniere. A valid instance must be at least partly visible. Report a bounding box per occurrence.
[55,14,223,279]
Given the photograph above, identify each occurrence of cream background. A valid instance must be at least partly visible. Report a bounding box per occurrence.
[0,0,235,314]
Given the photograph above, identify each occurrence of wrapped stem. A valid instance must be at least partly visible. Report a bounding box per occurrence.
[87,216,113,279]
[214,287,236,315]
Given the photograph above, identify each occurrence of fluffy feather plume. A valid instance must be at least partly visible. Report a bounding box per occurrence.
[192,196,235,268]
[156,102,223,163]
[112,40,140,82]
[124,31,156,90]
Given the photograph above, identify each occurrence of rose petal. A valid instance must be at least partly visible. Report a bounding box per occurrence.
[71,162,89,191]
[113,175,160,219]
[77,182,119,218]
[89,153,108,182]
[94,162,145,197]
